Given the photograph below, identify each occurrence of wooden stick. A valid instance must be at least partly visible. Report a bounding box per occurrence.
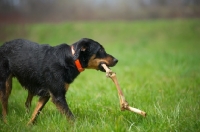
[101,64,146,117]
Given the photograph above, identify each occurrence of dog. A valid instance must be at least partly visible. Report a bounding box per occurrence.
[0,38,118,124]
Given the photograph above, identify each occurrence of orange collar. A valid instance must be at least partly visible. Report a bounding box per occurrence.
[71,46,85,72]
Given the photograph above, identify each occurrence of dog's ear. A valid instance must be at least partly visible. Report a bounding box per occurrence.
[72,38,90,60]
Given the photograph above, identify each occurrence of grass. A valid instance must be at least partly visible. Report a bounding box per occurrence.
[0,19,200,131]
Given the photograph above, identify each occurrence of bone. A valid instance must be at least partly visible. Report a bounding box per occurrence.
[101,64,112,77]
[127,106,146,117]
[101,64,146,117]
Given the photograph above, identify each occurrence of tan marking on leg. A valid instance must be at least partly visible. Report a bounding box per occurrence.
[0,91,8,123]
[65,83,70,92]
[27,96,49,125]
[6,74,12,97]
[1,74,12,123]
[51,94,74,121]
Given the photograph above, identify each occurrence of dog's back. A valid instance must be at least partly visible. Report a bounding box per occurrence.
[0,39,72,95]
[0,39,49,91]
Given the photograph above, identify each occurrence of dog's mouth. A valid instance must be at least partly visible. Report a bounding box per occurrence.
[98,63,109,72]
[98,61,117,72]
[97,58,118,72]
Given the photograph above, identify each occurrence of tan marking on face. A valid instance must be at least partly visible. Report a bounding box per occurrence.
[87,55,114,70]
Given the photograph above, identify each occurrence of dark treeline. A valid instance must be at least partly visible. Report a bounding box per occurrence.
[0,0,200,23]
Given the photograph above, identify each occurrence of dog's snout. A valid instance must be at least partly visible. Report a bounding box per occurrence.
[113,58,118,64]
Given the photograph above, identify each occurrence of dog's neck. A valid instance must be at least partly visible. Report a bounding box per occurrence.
[71,46,85,72]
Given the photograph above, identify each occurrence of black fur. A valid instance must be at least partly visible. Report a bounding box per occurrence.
[0,38,118,124]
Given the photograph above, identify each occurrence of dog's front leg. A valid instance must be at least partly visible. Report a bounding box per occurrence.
[51,93,74,121]
[51,84,74,121]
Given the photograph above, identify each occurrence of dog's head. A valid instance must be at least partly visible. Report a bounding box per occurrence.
[72,38,118,72]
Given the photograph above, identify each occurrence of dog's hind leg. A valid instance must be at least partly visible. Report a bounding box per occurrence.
[0,74,12,123]
[0,81,7,123]
[25,90,34,112]
[6,74,12,100]
[27,96,50,125]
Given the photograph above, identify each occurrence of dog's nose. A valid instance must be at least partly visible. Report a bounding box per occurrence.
[113,58,118,64]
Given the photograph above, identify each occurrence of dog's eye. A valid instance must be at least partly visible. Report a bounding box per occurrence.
[99,49,104,52]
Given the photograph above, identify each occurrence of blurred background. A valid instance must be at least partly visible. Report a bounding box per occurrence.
[0,0,200,43]
[0,0,200,23]
[0,1,200,131]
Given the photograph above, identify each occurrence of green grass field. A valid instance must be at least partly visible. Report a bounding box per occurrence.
[0,19,200,132]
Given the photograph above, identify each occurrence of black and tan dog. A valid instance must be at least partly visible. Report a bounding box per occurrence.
[0,38,118,124]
